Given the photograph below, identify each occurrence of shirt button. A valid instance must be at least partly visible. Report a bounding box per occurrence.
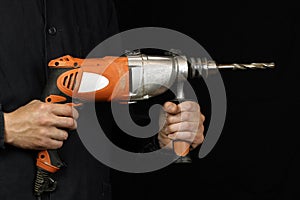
[48,26,57,35]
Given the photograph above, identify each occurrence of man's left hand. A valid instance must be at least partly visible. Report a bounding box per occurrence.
[158,101,205,150]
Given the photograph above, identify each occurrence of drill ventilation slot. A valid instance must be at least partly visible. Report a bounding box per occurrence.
[62,72,78,91]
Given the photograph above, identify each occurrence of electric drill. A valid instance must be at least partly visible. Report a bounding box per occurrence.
[33,51,274,197]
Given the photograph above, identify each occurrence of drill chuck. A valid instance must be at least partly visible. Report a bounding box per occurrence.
[188,57,218,78]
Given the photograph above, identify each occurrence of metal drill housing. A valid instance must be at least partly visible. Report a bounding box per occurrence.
[127,54,218,100]
[127,53,274,100]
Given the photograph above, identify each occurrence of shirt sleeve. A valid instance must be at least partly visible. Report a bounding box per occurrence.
[0,104,5,149]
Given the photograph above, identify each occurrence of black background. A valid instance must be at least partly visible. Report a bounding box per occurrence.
[110,1,300,199]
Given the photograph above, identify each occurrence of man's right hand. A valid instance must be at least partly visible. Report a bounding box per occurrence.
[3,100,79,150]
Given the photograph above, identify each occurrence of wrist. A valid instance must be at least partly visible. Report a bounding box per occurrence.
[0,104,5,149]
[3,112,13,145]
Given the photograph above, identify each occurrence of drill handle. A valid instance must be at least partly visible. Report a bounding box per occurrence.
[36,149,65,173]
[34,149,65,197]
[169,99,192,164]
[171,79,192,163]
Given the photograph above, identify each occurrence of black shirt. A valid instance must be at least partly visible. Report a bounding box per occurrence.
[0,0,119,199]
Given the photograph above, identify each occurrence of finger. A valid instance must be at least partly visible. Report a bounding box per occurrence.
[52,116,77,129]
[51,104,77,118]
[191,133,205,149]
[158,133,172,149]
[178,101,200,112]
[166,121,199,134]
[46,139,64,149]
[49,129,69,141]
[71,107,79,119]
[200,113,205,123]
[190,124,205,148]
[158,129,169,139]
[168,132,196,143]
[167,112,200,124]
[163,102,180,114]
[169,125,205,143]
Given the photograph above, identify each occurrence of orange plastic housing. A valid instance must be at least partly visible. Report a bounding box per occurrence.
[36,150,60,173]
[49,55,129,101]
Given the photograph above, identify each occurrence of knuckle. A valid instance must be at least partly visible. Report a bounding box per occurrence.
[197,125,204,137]
[193,128,205,143]
[30,99,40,105]
[199,134,205,143]
[38,128,48,136]
[195,133,204,145]
[38,117,51,126]
[31,99,39,103]
[201,114,205,122]
[199,124,205,132]
[38,102,49,112]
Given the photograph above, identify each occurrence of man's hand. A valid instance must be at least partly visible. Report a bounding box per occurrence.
[3,100,79,150]
[158,101,205,150]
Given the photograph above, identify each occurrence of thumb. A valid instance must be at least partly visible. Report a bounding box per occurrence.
[163,101,180,114]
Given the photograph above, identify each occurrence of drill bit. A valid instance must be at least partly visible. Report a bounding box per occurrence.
[188,57,275,79]
[217,62,275,70]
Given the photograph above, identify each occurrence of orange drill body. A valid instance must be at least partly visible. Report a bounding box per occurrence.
[47,55,130,102]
